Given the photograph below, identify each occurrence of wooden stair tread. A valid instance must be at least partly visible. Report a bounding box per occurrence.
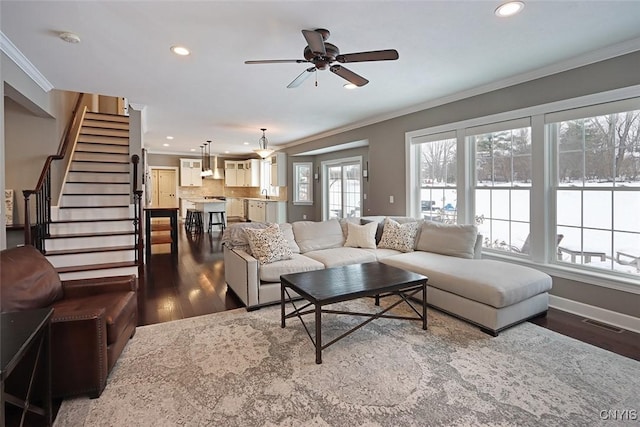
[46,245,136,256]
[75,149,130,155]
[56,261,137,274]
[65,180,130,184]
[151,235,173,245]
[72,159,130,164]
[63,193,130,196]
[51,218,134,224]
[46,230,135,239]
[69,170,130,174]
[151,223,173,231]
[60,205,130,209]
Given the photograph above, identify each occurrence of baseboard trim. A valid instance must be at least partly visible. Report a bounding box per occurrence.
[549,295,640,334]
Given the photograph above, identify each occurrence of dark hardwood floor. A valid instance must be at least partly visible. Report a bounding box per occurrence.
[8,221,638,426]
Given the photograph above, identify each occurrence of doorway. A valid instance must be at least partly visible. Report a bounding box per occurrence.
[322,157,362,220]
[150,168,178,207]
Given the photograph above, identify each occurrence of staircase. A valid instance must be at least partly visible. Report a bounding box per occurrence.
[44,112,139,281]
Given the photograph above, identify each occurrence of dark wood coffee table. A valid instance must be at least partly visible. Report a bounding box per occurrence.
[280,262,428,364]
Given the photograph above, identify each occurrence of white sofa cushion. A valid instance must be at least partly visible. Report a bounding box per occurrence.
[293,219,345,253]
[279,223,301,254]
[259,254,325,282]
[244,224,293,265]
[380,251,551,308]
[344,221,377,249]
[304,247,377,268]
[416,221,478,259]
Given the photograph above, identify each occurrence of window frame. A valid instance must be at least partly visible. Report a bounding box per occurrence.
[405,86,640,292]
[292,162,313,206]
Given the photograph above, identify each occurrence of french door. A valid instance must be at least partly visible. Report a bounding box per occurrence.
[322,157,362,220]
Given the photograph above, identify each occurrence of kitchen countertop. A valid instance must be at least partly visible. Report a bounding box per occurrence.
[184,198,226,203]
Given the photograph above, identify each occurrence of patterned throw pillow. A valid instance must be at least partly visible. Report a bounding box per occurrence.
[377,218,420,252]
[244,224,293,264]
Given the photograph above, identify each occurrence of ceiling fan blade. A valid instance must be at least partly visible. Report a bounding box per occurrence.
[336,49,399,63]
[329,65,369,87]
[287,67,316,88]
[245,59,308,64]
[302,29,326,55]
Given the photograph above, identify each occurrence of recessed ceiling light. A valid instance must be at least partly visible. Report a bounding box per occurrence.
[495,1,525,17]
[163,143,170,147]
[243,142,250,145]
[170,45,190,56]
[343,83,357,90]
[166,136,174,140]
[225,151,230,154]
[190,148,196,152]
[59,32,81,44]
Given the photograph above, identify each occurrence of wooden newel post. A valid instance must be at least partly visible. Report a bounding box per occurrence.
[22,190,33,246]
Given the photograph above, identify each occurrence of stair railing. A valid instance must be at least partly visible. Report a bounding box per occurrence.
[23,93,87,250]
[131,154,144,277]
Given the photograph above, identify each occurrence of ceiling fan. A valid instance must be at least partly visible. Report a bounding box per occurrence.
[244,28,399,88]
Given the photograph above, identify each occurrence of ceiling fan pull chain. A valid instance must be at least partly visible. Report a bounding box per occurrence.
[315,70,318,87]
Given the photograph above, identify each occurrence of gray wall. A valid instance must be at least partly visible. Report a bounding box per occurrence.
[283,51,640,317]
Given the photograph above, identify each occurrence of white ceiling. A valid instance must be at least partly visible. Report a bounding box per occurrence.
[2,1,640,157]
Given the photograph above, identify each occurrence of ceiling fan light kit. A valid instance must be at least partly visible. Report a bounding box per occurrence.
[245,28,399,88]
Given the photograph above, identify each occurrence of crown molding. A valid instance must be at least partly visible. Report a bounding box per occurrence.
[0,31,54,92]
[283,37,640,150]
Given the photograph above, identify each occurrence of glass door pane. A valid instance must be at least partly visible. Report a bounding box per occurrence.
[324,161,362,219]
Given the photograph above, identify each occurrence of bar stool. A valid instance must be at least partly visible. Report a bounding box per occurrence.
[185,209,204,234]
[208,211,226,233]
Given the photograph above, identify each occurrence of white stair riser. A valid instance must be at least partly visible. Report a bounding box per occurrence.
[50,221,134,234]
[75,142,129,154]
[53,206,133,221]
[77,135,129,146]
[80,127,129,137]
[84,113,129,124]
[82,120,129,131]
[58,266,138,281]
[44,235,135,251]
[67,172,130,183]
[47,251,135,268]
[64,182,131,194]
[61,195,131,207]
[71,162,129,173]
[73,152,130,163]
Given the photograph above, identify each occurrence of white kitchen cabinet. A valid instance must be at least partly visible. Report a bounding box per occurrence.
[225,161,251,187]
[247,200,266,222]
[226,198,245,219]
[180,158,202,187]
[269,153,287,187]
[244,159,260,187]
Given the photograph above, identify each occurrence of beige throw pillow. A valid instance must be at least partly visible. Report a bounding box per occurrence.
[416,221,478,259]
[377,218,420,252]
[244,224,293,264]
[344,221,377,249]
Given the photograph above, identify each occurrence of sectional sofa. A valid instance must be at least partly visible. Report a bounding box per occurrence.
[223,216,552,336]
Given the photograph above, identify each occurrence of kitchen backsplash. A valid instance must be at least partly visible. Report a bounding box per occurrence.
[178,181,287,201]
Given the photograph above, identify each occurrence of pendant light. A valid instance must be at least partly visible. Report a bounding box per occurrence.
[201,141,213,177]
[254,128,274,158]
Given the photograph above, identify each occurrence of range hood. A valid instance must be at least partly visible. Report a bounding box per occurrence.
[205,155,224,180]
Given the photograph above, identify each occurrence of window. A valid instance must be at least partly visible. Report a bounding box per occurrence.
[322,157,362,219]
[293,162,313,205]
[469,119,532,255]
[407,94,640,281]
[549,104,640,275]
[260,159,279,197]
[415,132,457,223]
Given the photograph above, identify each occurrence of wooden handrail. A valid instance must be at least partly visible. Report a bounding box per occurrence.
[23,92,86,246]
[24,93,86,197]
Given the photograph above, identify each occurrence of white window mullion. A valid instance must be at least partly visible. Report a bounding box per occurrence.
[530,114,548,262]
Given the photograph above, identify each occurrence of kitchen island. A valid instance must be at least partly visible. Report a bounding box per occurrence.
[184,198,227,232]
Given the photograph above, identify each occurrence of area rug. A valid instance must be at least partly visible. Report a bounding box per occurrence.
[54,298,639,426]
